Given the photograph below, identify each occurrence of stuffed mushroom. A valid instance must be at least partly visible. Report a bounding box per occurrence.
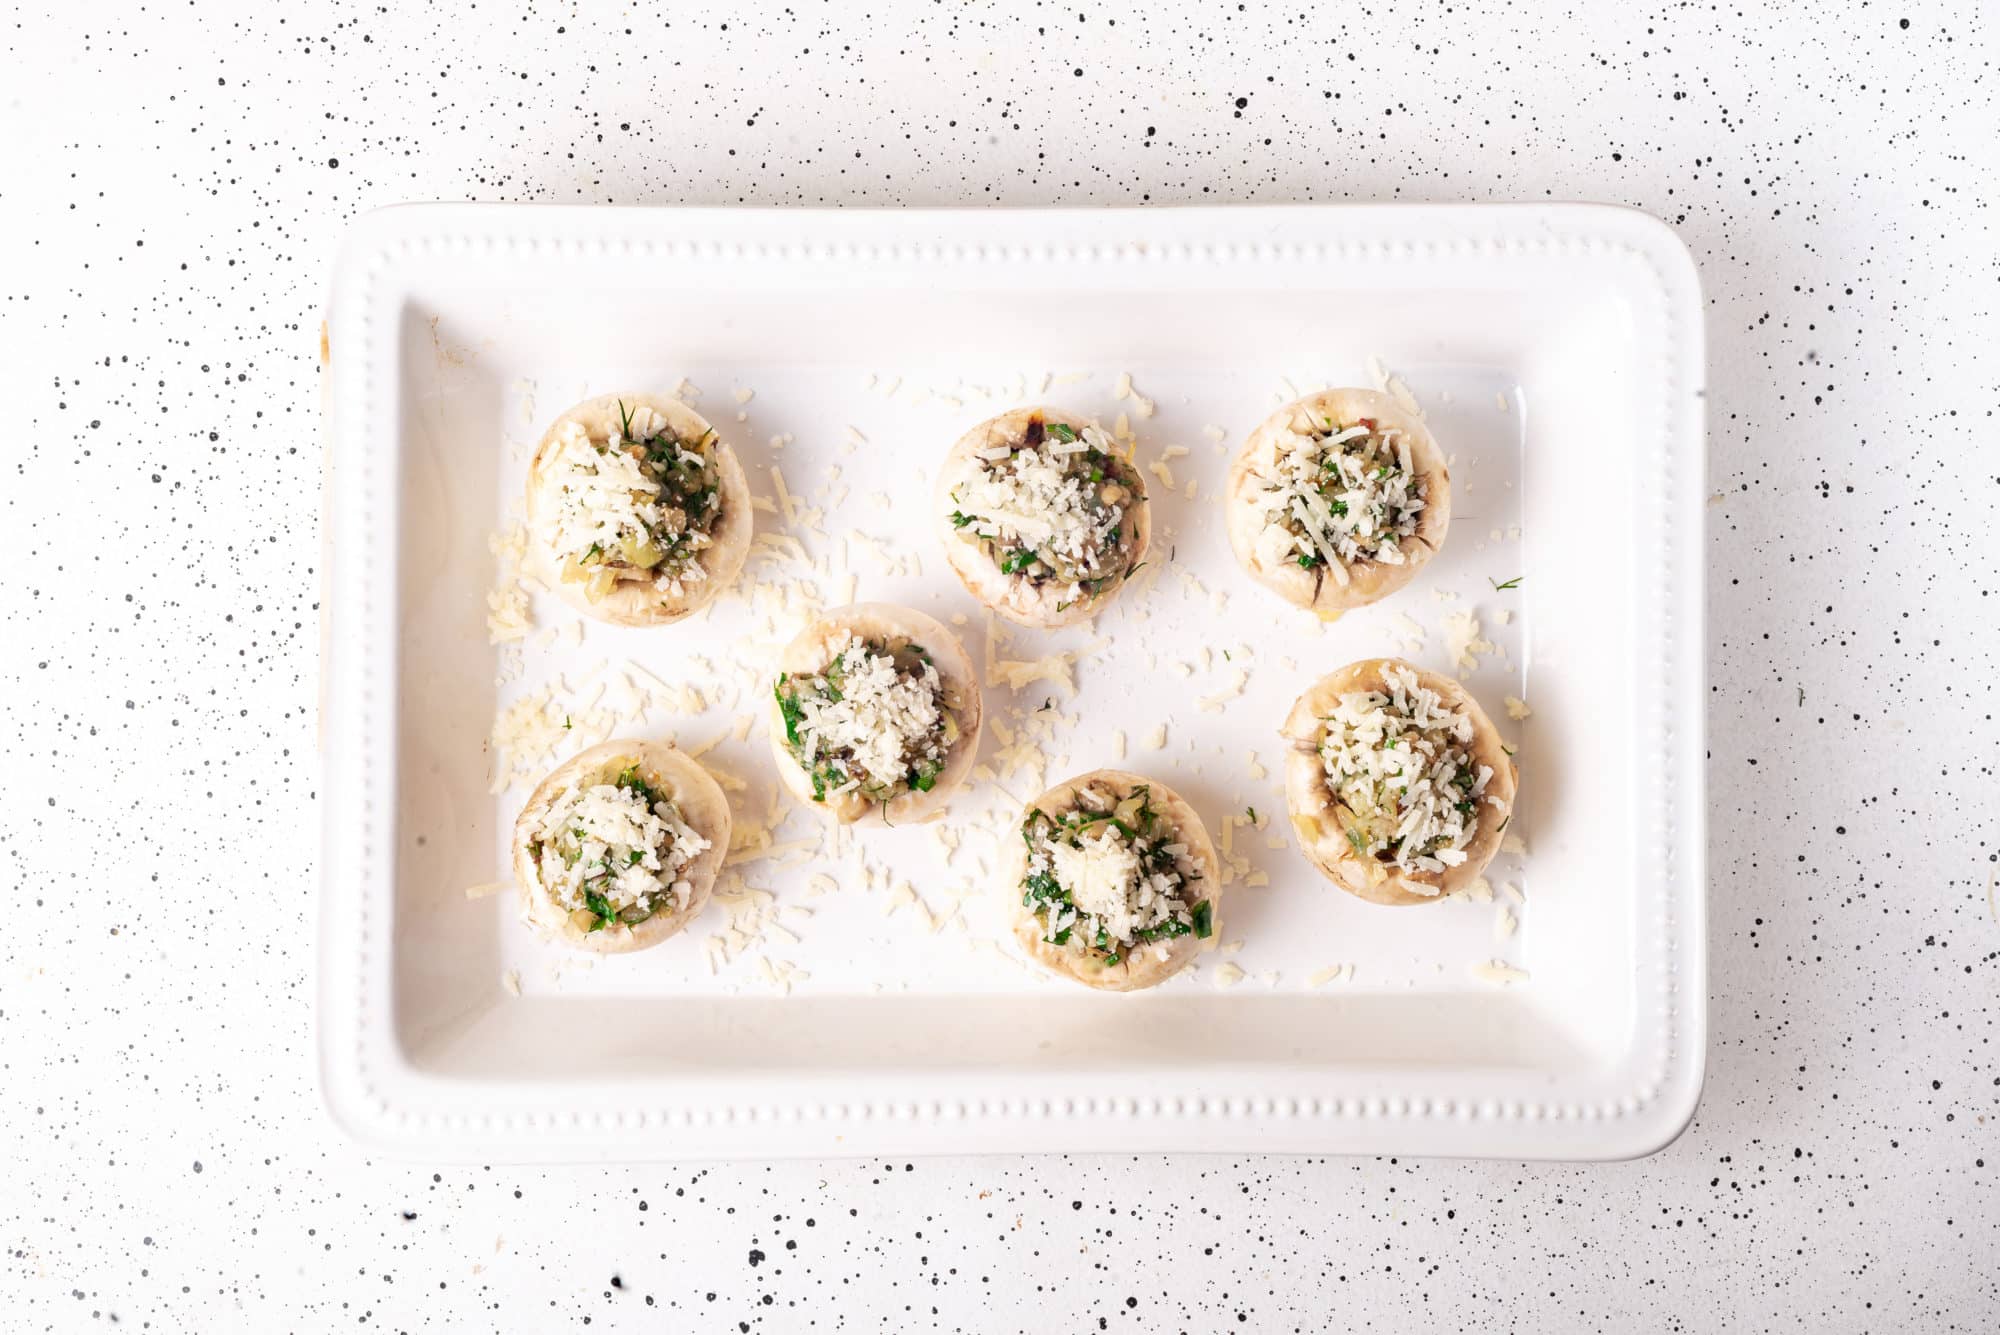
[525,392,752,626]
[1006,769,1220,991]
[1225,388,1450,614]
[1281,658,1516,906]
[510,739,732,953]
[936,407,1151,628]
[767,603,983,825]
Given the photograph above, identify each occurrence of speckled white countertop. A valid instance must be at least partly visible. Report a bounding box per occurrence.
[3,1,1994,1329]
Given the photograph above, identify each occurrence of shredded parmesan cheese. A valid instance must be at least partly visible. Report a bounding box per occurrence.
[1471,960,1530,986]
[523,776,710,925]
[1443,610,1497,673]
[1316,665,1491,882]
[1246,413,1426,578]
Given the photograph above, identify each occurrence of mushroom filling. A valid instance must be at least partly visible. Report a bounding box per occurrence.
[549,400,722,602]
[774,636,958,807]
[1020,783,1212,966]
[1249,415,1426,585]
[1317,666,1498,882]
[946,418,1141,610]
[526,766,711,933]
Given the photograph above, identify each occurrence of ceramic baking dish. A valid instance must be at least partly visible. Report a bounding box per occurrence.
[318,202,1705,1160]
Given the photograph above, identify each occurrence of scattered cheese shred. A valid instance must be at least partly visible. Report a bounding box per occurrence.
[990,652,1077,695]
[769,465,797,526]
[1504,696,1532,721]
[485,523,534,643]
[1197,668,1249,713]
[1442,609,1497,673]
[1471,961,1530,986]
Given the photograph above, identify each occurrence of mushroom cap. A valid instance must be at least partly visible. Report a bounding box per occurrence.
[1225,388,1450,614]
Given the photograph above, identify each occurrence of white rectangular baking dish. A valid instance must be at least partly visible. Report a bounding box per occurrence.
[318,203,1706,1161]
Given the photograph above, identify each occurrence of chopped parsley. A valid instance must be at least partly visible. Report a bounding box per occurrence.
[776,636,954,811]
[946,415,1140,601]
[1020,784,1205,967]
[556,399,723,599]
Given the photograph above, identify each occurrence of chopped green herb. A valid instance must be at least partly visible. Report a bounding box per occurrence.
[774,682,803,747]
[999,548,1037,575]
[1191,900,1214,939]
[583,891,615,931]
[949,510,975,529]
[1045,421,1079,444]
[1489,575,1523,591]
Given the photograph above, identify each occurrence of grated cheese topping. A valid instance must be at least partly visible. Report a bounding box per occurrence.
[1318,665,1493,884]
[546,401,723,602]
[1247,414,1427,580]
[1021,781,1210,961]
[948,417,1141,608]
[525,768,710,932]
[776,635,955,805]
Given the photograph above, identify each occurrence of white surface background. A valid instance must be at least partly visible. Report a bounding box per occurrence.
[0,1,1993,1330]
